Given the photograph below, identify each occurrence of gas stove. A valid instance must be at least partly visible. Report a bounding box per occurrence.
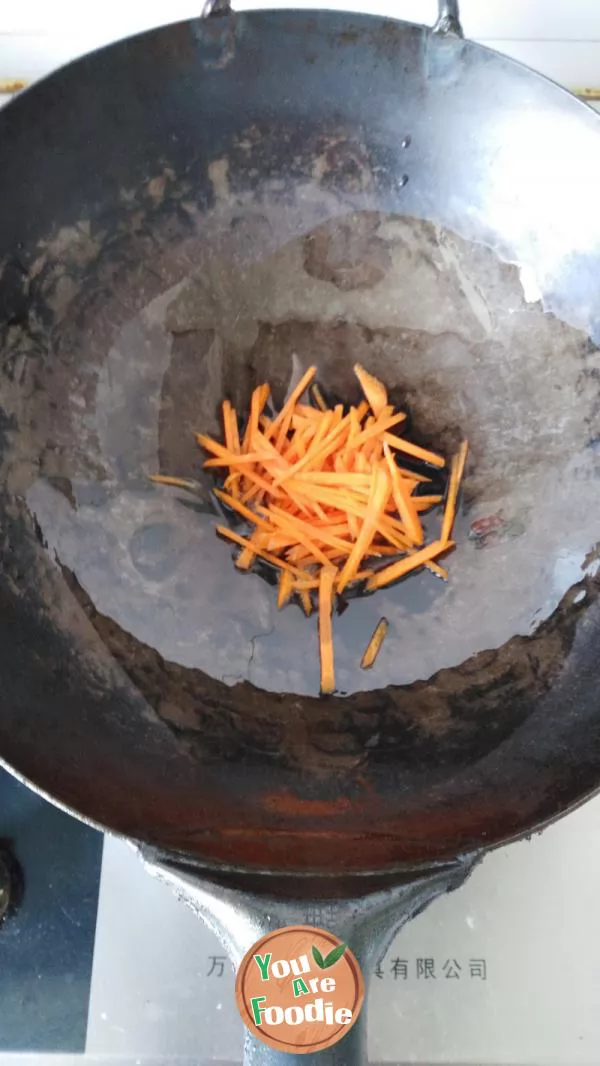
[1,763,600,1065]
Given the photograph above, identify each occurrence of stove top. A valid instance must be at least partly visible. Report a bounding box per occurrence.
[1,766,600,1065]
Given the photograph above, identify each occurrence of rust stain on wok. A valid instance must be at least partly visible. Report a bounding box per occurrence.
[260,791,353,817]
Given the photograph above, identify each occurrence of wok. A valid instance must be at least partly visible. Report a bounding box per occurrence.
[2,0,600,1060]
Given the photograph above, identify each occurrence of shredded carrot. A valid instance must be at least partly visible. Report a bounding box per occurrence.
[151,364,467,691]
[366,540,453,591]
[267,366,316,441]
[236,545,256,570]
[337,467,389,594]
[277,570,295,609]
[309,382,329,412]
[383,442,423,546]
[216,525,306,577]
[149,474,200,492]
[361,618,389,669]
[383,432,445,468]
[299,587,313,616]
[354,363,388,417]
[441,441,469,545]
[319,566,336,694]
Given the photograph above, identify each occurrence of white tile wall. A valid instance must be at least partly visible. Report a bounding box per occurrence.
[1,0,600,95]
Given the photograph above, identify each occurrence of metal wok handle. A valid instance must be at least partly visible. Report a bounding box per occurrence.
[434,0,464,37]
[142,850,477,1065]
[200,0,464,37]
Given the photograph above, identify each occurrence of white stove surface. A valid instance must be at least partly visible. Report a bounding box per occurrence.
[77,791,600,1065]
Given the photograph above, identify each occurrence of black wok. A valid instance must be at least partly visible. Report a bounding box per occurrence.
[2,1,600,1061]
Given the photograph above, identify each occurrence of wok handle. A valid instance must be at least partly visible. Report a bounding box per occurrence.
[433,0,464,37]
[142,851,478,1066]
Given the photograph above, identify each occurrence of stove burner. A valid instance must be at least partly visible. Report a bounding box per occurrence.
[0,843,23,925]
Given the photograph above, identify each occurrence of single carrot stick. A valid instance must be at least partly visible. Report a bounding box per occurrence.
[354,364,388,417]
[222,400,238,455]
[366,540,452,591]
[337,467,390,593]
[414,495,444,511]
[360,617,389,669]
[242,384,270,453]
[149,475,201,493]
[277,569,295,609]
[441,441,469,544]
[426,560,449,580]
[318,566,337,694]
[383,432,445,468]
[236,543,260,570]
[383,442,423,546]
[299,588,313,616]
[309,382,329,412]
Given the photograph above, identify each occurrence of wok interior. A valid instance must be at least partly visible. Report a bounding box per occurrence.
[2,12,600,875]
[4,200,600,842]
[11,206,600,705]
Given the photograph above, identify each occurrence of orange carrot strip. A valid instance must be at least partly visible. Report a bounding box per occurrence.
[426,560,449,580]
[383,442,423,546]
[213,488,272,530]
[285,479,378,521]
[354,364,388,417]
[238,469,283,501]
[265,505,356,553]
[347,512,359,540]
[441,441,469,544]
[294,472,372,486]
[374,522,412,552]
[366,540,452,591]
[222,400,239,455]
[260,506,343,565]
[360,617,389,669]
[318,566,336,694]
[216,525,306,576]
[236,545,256,570]
[277,569,295,609]
[274,417,351,484]
[337,467,390,593]
[299,588,313,616]
[309,382,329,412]
[351,411,407,450]
[250,429,290,474]
[266,366,316,440]
[149,475,200,493]
[383,432,445,468]
[198,434,263,464]
[352,568,375,582]
[414,495,443,511]
[242,384,270,453]
[294,403,323,420]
